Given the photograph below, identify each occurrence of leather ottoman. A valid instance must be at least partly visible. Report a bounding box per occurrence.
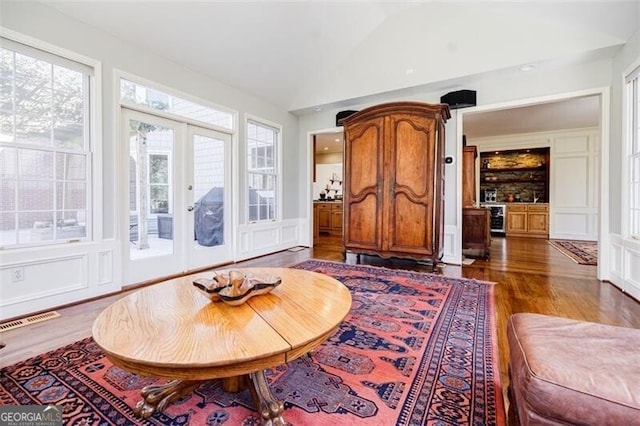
[507,313,640,425]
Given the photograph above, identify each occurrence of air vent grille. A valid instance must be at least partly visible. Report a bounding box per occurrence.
[0,311,61,332]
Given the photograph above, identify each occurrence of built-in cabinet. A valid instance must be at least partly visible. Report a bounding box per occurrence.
[314,201,342,236]
[340,102,450,268]
[462,146,478,207]
[506,203,549,238]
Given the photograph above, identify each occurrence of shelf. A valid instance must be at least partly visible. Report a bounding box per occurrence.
[482,179,546,184]
[481,166,546,173]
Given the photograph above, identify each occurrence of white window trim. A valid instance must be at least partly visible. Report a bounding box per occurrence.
[0,28,103,246]
[245,114,282,224]
[625,58,640,240]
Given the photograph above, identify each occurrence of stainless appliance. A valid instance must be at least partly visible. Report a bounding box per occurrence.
[483,189,497,203]
[481,203,506,233]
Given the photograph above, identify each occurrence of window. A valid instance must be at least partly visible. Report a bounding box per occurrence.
[247,119,279,222]
[120,78,234,130]
[628,64,640,239]
[0,37,93,248]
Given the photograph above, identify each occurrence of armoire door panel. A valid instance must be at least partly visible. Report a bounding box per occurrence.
[347,123,382,196]
[388,194,432,254]
[391,118,435,198]
[346,194,380,250]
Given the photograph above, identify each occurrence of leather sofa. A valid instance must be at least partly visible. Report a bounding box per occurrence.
[507,313,640,425]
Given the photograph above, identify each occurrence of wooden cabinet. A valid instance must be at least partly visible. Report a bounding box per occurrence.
[340,102,450,268]
[462,207,491,259]
[506,204,549,238]
[462,146,478,207]
[315,201,342,235]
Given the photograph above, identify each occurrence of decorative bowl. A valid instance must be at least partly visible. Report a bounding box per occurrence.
[192,270,236,301]
[193,270,281,306]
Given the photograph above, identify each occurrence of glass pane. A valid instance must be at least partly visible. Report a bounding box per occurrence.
[56,210,86,239]
[53,65,84,150]
[56,152,86,180]
[15,54,52,146]
[56,181,86,209]
[0,148,17,178]
[120,78,233,130]
[128,118,174,260]
[0,48,14,142]
[22,211,53,243]
[0,212,16,246]
[0,179,15,211]
[19,149,53,179]
[18,180,53,210]
[249,172,275,221]
[193,134,225,247]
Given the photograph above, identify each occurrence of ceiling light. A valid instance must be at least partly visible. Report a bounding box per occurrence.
[324,147,329,150]
[519,64,536,72]
[334,138,340,142]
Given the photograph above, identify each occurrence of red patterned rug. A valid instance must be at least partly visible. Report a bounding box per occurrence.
[0,260,505,425]
[548,239,598,265]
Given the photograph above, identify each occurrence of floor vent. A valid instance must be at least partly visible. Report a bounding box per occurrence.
[0,311,61,332]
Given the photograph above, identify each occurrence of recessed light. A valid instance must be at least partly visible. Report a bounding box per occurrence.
[334,138,340,142]
[314,107,323,112]
[324,147,329,150]
[519,64,536,72]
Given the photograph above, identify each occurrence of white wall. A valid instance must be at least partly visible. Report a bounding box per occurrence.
[0,2,302,320]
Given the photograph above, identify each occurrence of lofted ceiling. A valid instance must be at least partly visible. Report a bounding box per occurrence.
[39,1,639,114]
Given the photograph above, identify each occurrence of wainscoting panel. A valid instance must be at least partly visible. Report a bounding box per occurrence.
[236,219,303,261]
[98,250,113,286]
[625,246,640,301]
[609,234,640,302]
[0,241,120,322]
[551,212,591,240]
[441,225,460,265]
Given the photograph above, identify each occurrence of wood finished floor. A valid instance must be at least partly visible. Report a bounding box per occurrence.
[2,234,639,410]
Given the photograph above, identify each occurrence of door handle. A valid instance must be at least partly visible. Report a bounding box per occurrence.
[187,206,194,212]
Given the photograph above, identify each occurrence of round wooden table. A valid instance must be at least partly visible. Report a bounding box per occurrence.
[92,267,352,425]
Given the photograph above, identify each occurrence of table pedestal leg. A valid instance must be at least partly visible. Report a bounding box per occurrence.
[134,379,202,419]
[248,370,285,426]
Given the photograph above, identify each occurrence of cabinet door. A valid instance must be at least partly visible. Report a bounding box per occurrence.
[527,211,549,234]
[317,204,331,232]
[507,210,527,233]
[386,114,437,255]
[331,209,343,232]
[462,146,477,207]
[343,117,384,251]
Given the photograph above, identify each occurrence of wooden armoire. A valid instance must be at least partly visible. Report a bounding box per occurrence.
[340,102,450,269]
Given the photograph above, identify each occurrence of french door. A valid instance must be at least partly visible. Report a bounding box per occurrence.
[122,109,232,285]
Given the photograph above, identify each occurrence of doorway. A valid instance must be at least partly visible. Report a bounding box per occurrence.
[458,88,609,279]
[122,108,233,285]
[309,128,344,246]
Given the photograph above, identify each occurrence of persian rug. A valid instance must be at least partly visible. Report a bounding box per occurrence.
[0,260,505,425]
[548,239,598,265]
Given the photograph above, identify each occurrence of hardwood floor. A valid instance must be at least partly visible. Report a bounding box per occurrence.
[2,234,639,410]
